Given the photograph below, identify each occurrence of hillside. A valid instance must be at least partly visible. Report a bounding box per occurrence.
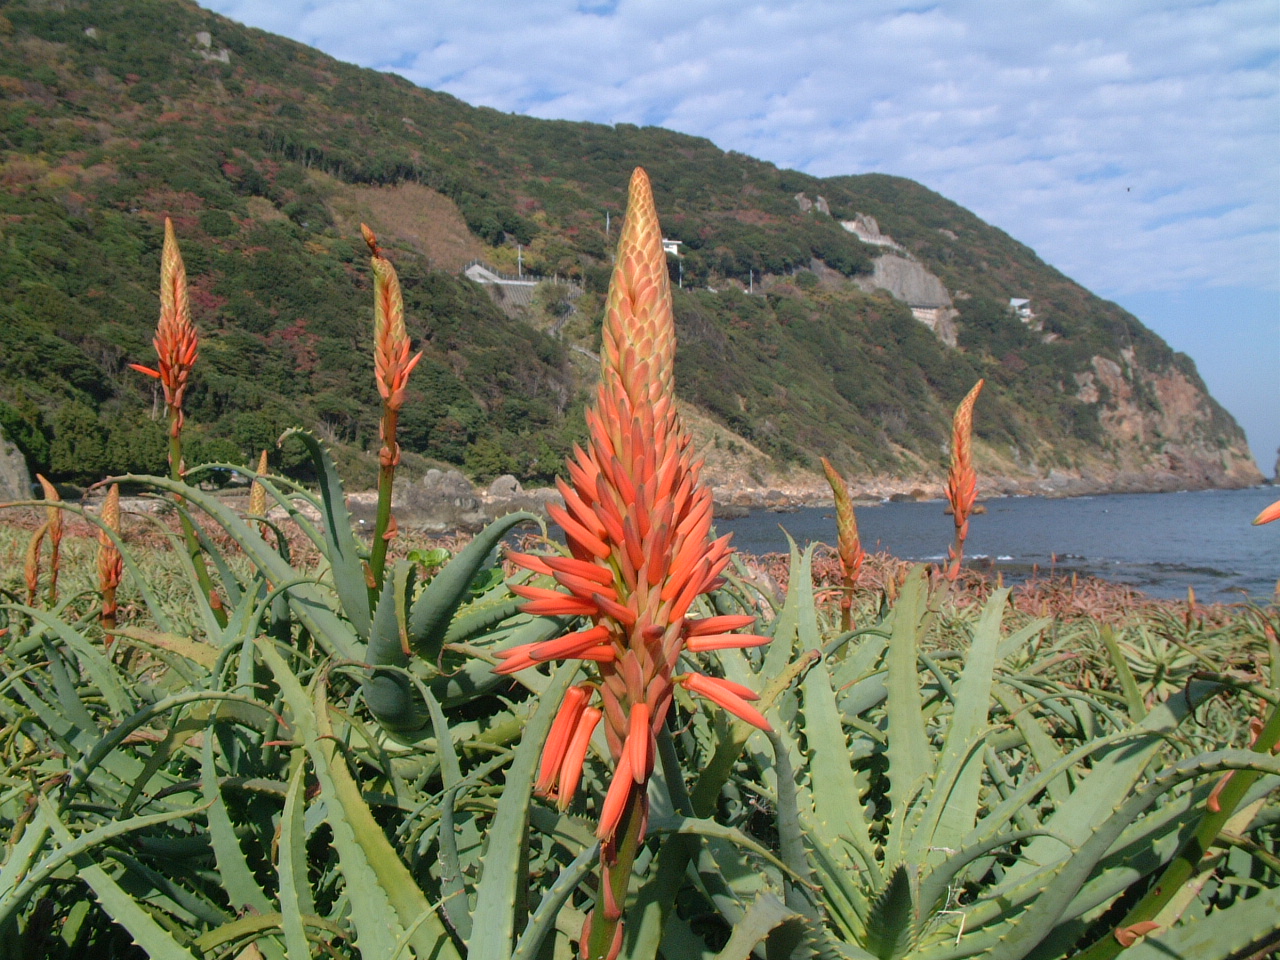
[0,0,1260,499]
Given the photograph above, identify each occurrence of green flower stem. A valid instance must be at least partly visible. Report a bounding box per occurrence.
[1074,695,1280,960]
[168,410,226,629]
[586,785,646,960]
[369,407,398,592]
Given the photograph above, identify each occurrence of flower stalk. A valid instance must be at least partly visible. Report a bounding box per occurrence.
[497,168,770,960]
[363,224,422,591]
[944,379,984,582]
[820,457,864,632]
[129,218,224,625]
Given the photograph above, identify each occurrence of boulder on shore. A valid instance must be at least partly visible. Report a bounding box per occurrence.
[0,426,32,502]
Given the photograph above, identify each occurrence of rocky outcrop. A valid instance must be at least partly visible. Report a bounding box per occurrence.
[386,469,562,534]
[0,426,32,502]
[1074,351,1261,488]
[862,254,959,346]
[793,193,831,216]
[840,214,901,249]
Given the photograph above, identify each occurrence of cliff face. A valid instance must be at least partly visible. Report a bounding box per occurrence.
[1075,354,1260,489]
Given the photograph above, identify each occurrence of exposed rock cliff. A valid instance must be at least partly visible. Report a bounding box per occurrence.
[862,254,959,346]
[1073,352,1260,488]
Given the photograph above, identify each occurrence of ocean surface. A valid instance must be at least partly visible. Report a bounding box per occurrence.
[713,486,1280,602]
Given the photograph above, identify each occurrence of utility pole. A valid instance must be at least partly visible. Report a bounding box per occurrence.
[605,210,610,236]
[517,244,523,278]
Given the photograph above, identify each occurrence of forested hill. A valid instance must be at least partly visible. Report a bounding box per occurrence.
[0,0,1260,495]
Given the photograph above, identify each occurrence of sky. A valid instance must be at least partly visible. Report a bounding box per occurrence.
[203,0,1279,474]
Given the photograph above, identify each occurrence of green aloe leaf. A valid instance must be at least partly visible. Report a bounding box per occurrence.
[28,796,207,959]
[919,588,1008,863]
[863,864,914,960]
[468,661,577,960]
[996,677,1222,889]
[408,511,539,660]
[118,474,363,659]
[883,567,930,861]
[201,734,273,916]
[710,891,804,960]
[278,429,371,637]
[277,755,314,960]
[257,639,462,960]
[1104,883,1280,960]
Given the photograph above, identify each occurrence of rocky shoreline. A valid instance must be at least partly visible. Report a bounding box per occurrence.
[347,465,1266,534]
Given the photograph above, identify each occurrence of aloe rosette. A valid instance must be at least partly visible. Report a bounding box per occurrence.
[496,168,771,959]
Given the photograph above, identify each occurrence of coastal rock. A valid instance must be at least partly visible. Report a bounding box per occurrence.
[0,426,32,502]
[398,468,487,533]
[487,474,523,498]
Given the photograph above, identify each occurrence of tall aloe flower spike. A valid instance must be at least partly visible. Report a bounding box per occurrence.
[129,218,224,624]
[129,217,198,463]
[820,457,864,632]
[944,379,984,582]
[35,474,62,606]
[362,224,422,589]
[97,483,123,632]
[499,168,771,960]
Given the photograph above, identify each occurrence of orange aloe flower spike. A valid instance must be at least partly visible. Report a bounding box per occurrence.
[944,379,984,581]
[97,483,123,632]
[248,449,269,519]
[495,169,771,960]
[24,522,46,607]
[362,224,422,588]
[821,457,865,631]
[35,475,63,606]
[130,218,198,441]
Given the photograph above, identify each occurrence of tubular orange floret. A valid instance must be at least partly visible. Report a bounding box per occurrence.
[558,705,603,807]
[685,633,771,653]
[679,672,772,732]
[686,614,757,636]
[596,751,635,841]
[536,685,591,797]
[626,703,652,784]
[530,625,613,662]
[1253,498,1280,526]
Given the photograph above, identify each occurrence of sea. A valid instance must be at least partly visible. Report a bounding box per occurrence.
[713,486,1280,603]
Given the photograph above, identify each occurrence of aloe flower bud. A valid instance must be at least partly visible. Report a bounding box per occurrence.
[33,474,63,605]
[129,218,198,441]
[821,457,864,630]
[944,379,984,581]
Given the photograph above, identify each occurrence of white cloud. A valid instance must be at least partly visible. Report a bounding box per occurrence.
[201,0,1279,299]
